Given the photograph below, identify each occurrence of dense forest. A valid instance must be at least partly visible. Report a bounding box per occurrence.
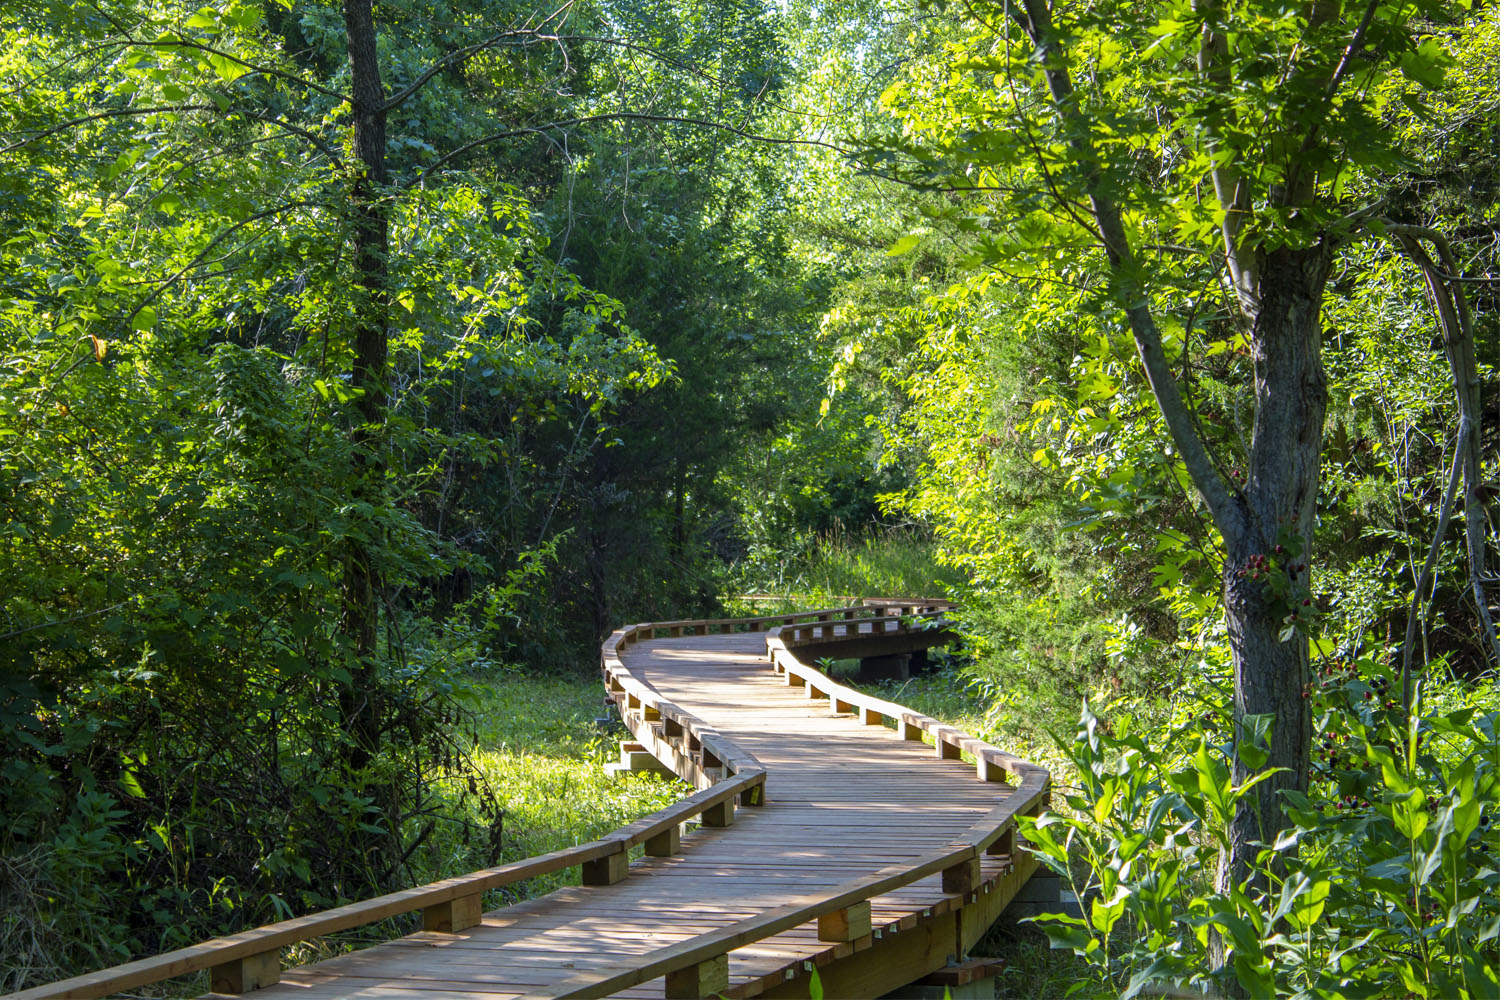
[1,0,1497,994]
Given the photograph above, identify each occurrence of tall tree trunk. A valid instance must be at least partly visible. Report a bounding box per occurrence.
[1222,243,1331,886]
[339,0,389,778]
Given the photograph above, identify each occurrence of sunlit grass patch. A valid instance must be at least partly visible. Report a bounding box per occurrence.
[729,529,966,608]
[450,673,683,898]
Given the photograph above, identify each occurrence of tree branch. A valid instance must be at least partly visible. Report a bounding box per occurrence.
[380,29,534,113]
[2,104,214,153]
[125,200,312,328]
[1193,0,1258,320]
[409,113,848,185]
[237,110,344,167]
[1008,0,1238,532]
[381,0,583,112]
[1387,222,1500,673]
[125,37,350,103]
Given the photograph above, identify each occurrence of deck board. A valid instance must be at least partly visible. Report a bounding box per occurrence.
[224,626,1030,1000]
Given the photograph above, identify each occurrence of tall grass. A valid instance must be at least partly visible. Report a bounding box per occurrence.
[728,529,967,609]
[424,673,683,900]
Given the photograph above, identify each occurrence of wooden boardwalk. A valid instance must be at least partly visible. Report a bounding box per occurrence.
[11,605,1050,1000]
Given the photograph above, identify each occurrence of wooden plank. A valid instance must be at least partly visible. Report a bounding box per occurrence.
[9,840,625,1000]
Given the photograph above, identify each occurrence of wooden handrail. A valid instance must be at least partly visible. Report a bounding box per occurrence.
[767,619,1042,783]
[548,609,1050,1000]
[531,845,978,1000]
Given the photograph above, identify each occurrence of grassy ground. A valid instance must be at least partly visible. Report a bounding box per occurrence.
[447,672,684,899]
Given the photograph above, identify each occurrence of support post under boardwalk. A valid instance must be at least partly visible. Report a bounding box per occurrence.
[665,954,729,998]
[210,950,280,994]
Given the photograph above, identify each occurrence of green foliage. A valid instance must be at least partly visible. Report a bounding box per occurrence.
[1025,659,1500,997]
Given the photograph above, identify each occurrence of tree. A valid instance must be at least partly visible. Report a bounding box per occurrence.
[875,0,1489,885]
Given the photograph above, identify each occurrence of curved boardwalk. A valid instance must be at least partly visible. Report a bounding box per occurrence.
[10,607,1049,1000]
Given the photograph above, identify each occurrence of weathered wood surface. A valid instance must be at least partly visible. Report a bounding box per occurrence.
[184,625,1043,999]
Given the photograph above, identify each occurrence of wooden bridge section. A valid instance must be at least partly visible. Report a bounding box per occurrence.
[11,603,1051,1000]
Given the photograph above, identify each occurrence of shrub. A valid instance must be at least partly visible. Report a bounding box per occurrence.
[1024,654,1500,997]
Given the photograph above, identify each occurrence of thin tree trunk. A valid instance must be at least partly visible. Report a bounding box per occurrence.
[1390,227,1500,672]
[339,0,390,777]
[1011,0,1328,894]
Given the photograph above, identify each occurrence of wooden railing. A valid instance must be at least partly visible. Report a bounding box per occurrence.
[558,604,1050,1000]
[8,600,1046,1000]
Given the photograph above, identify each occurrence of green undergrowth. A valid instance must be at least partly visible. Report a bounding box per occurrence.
[449,672,684,898]
[861,658,1080,783]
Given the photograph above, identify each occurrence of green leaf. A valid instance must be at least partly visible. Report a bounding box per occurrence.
[887,234,922,256]
[132,307,158,331]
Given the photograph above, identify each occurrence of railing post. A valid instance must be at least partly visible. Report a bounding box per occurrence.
[977,756,1009,783]
[645,825,681,857]
[210,951,280,994]
[942,855,982,895]
[818,900,872,942]
[702,797,734,827]
[582,850,629,885]
[423,892,483,933]
[664,954,729,998]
